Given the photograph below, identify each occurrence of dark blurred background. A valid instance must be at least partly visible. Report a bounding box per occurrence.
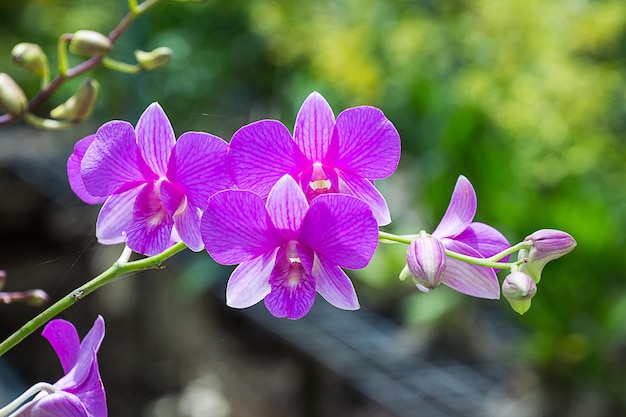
[1,0,626,416]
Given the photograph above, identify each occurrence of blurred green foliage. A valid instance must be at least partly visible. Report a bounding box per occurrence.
[3,0,626,413]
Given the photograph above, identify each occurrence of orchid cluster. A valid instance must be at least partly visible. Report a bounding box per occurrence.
[1,92,576,417]
[68,91,575,318]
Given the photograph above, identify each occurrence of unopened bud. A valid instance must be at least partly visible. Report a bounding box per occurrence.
[519,229,576,283]
[502,271,537,315]
[0,270,6,291]
[406,235,446,290]
[135,47,172,71]
[24,289,49,307]
[69,30,112,56]
[12,43,49,79]
[50,78,99,122]
[0,73,28,116]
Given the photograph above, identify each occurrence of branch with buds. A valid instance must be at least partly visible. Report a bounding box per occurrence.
[0,0,177,130]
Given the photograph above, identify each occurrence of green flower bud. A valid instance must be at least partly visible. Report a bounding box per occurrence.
[0,73,28,116]
[12,43,49,79]
[69,30,112,56]
[502,271,537,315]
[50,78,99,122]
[135,47,173,71]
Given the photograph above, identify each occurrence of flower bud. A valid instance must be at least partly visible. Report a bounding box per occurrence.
[406,235,446,290]
[135,47,172,71]
[50,78,99,122]
[24,289,49,307]
[69,30,112,56]
[12,43,49,79]
[0,270,6,291]
[0,73,28,116]
[502,271,537,315]
[519,229,576,283]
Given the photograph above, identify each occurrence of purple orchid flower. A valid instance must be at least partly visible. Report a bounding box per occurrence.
[200,174,379,319]
[16,316,106,417]
[228,92,401,225]
[67,102,232,256]
[406,175,510,299]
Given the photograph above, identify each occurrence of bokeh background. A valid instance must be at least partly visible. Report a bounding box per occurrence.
[1,0,626,416]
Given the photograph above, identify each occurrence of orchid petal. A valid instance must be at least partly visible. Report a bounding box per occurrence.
[82,121,154,197]
[300,194,378,269]
[266,175,309,240]
[41,320,80,375]
[95,188,141,244]
[293,92,335,162]
[312,254,359,310]
[67,135,106,204]
[201,189,283,264]
[226,249,277,308]
[62,316,105,389]
[21,391,89,417]
[456,222,511,262]
[337,170,392,225]
[264,246,316,319]
[432,175,477,239]
[229,120,308,197]
[167,131,231,210]
[172,203,203,252]
[441,239,500,299]
[326,106,400,179]
[126,183,173,256]
[135,102,176,177]
[60,355,106,417]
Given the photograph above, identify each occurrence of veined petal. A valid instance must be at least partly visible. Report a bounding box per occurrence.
[226,249,277,308]
[326,106,400,179]
[293,92,335,162]
[67,135,106,204]
[456,222,511,262]
[95,188,141,244]
[126,183,173,256]
[41,320,81,375]
[65,316,105,388]
[432,175,477,239]
[300,194,378,269]
[337,170,392,225]
[82,121,155,197]
[441,239,500,299]
[135,102,176,177]
[312,254,359,310]
[201,189,283,265]
[173,205,203,252]
[167,131,231,210]
[229,120,308,197]
[60,355,106,417]
[264,245,316,319]
[20,391,89,417]
[266,175,309,240]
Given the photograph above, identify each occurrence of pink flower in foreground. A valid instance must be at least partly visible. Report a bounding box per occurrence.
[229,92,400,225]
[67,102,232,255]
[16,316,106,417]
[406,176,510,299]
[201,175,379,319]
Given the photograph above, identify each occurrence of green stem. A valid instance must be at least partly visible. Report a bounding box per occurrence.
[101,57,142,73]
[0,242,187,357]
[378,230,527,270]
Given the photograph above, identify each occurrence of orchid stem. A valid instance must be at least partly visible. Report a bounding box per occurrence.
[378,230,526,270]
[0,242,187,357]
